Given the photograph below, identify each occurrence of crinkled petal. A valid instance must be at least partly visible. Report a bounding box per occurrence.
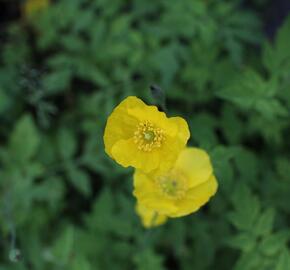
[112,139,160,172]
[157,119,190,172]
[169,200,201,218]
[169,175,218,218]
[128,105,178,137]
[186,174,218,200]
[136,203,168,228]
[104,96,142,157]
[139,193,178,215]
[157,138,182,172]
[175,147,213,188]
[133,169,156,193]
[169,116,190,143]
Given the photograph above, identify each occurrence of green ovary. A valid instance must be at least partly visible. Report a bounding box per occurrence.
[143,131,155,142]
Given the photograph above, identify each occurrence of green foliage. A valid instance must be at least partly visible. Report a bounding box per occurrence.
[226,185,290,270]
[134,249,165,270]
[0,0,290,269]
[9,115,40,163]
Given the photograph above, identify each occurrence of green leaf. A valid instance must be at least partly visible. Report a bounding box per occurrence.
[275,248,290,270]
[66,166,91,197]
[61,35,86,52]
[189,114,218,147]
[260,231,290,256]
[217,69,288,119]
[9,115,40,162]
[86,189,115,232]
[0,89,10,114]
[255,99,288,120]
[234,250,263,270]
[254,208,275,236]
[263,15,290,75]
[211,146,237,170]
[57,128,77,160]
[234,148,258,183]
[227,233,256,252]
[276,158,290,181]
[134,249,165,270]
[52,226,75,265]
[32,176,65,206]
[210,146,237,191]
[72,255,92,270]
[43,69,72,94]
[228,184,261,232]
[151,45,179,86]
[217,69,266,108]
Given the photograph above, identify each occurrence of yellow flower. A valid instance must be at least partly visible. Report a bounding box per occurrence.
[136,203,168,228]
[104,96,190,173]
[133,147,218,218]
[23,0,49,18]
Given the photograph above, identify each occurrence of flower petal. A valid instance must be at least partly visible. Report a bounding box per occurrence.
[169,175,218,218]
[136,203,168,228]
[157,118,190,172]
[175,147,213,188]
[128,105,177,135]
[169,116,190,143]
[104,96,142,157]
[169,200,201,218]
[133,170,178,215]
[112,138,160,172]
[133,169,156,193]
[186,174,218,200]
[140,193,178,215]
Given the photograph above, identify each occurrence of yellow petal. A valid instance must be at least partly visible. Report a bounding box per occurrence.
[136,203,168,228]
[175,147,213,188]
[169,200,201,218]
[139,193,178,215]
[187,174,218,200]
[133,170,156,193]
[128,105,177,136]
[156,139,181,172]
[104,96,144,157]
[168,175,218,217]
[169,174,218,218]
[156,118,190,172]
[133,170,178,215]
[133,170,160,202]
[112,139,160,172]
[169,116,190,143]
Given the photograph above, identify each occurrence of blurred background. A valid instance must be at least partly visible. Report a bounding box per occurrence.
[1,0,290,269]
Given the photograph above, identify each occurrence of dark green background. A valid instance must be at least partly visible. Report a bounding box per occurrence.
[1,0,290,269]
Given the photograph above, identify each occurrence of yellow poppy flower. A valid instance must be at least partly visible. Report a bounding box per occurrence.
[133,147,218,218]
[104,96,190,173]
[23,0,49,18]
[136,203,168,228]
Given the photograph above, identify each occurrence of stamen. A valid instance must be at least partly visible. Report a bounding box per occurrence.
[133,121,164,152]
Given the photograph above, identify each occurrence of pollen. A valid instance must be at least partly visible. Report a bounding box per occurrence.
[156,170,188,199]
[133,121,165,152]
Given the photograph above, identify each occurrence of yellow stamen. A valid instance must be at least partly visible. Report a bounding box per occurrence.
[133,121,164,152]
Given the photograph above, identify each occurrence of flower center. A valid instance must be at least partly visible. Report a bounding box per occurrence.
[144,130,155,142]
[133,121,164,152]
[156,170,188,199]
